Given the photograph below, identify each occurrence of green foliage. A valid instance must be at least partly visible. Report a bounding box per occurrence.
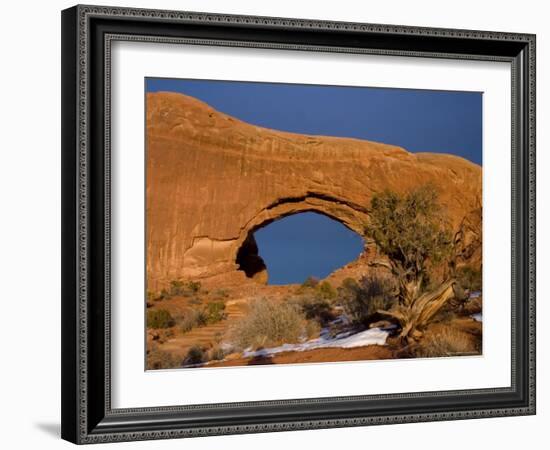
[339,275,396,325]
[204,301,227,324]
[317,281,337,300]
[230,299,306,350]
[337,277,361,305]
[297,278,335,299]
[178,301,226,333]
[147,309,175,329]
[341,277,360,292]
[187,280,202,293]
[365,185,453,270]
[364,185,453,305]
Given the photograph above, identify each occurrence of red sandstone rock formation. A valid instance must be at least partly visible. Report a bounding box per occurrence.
[146,92,482,291]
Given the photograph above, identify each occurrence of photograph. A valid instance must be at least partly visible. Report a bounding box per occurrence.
[53,2,537,445]
[145,79,483,370]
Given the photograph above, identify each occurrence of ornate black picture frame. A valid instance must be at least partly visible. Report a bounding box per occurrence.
[61,4,536,444]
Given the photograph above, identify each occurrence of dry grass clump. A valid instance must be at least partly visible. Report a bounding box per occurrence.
[179,309,207,333]
[146,345,181,370]
[208,345,228,361]
[230,298,306,350]
[168,280,202,297]
[305,320,322,340]
[415,326,480,358]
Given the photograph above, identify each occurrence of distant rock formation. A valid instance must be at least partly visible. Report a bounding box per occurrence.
[146,92,482,291]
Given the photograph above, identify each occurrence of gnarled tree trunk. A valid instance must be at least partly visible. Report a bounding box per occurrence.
[378,278,457,341]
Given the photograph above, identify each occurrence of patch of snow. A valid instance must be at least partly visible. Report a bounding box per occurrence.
[471,313,482,322]
[242,327,390,359]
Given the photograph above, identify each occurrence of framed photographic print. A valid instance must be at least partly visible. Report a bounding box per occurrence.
[61,4,536,444]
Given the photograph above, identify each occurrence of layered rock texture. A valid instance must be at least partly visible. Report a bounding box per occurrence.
[146,92,482,291]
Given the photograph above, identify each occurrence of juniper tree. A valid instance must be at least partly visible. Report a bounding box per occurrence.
[364,185,458,341]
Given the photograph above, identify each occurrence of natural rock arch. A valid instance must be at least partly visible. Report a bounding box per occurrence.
[234,204,367,284]
[146,92,482,291]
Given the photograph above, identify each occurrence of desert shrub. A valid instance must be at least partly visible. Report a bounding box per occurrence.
[208,346,227,361]
[180,309,208,333]
[213,289,229,299]
[456,266,482,291]
[187,280,202,293]
[340,275,396,325]
[168,280,186,297]
[204,300,227,324]
[301,276,319,289]
[167,280,203,298]
[415,326,479,358]
[178,302,226,333]
[230,299,305,350]
[293,280,336,322]
[184,345,206,365]
[290,295,333,325]
[364,186,457,342]
[146,346,181,370]
[147,290,166,304]
[340,277,360,292]
[337,278,361,303]
[316,281,337,301]
[147,309,175,329]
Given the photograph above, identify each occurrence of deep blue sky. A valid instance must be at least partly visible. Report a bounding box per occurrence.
[146,78,482,284]
[146,78,482,165]
[254,212,364,285]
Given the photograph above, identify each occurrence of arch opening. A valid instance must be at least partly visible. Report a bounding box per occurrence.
[236,211,365,285]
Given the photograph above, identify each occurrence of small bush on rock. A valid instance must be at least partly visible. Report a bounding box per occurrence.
[339,275,396,325]
[184,345,206,365]
[147,309,175,329]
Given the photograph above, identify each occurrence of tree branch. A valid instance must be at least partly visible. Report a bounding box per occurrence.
[368,260,393,271]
